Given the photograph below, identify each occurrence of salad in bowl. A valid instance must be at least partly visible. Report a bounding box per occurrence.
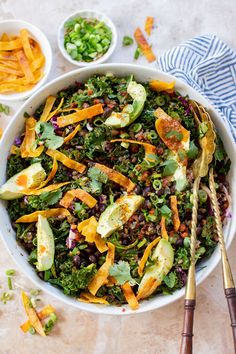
[0,67,232,313]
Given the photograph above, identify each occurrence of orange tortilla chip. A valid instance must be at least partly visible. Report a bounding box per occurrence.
[64,124,81,143]
[16,50,34,83]
[94,234,108,253]
[16,208,71,223]
[78,216,97,242]
[20,304,55,333]
[95,162,135,192]
[170,195,180,232]
[88,242,115,295]
[57,103,104,128]
[39,95,56,122]
[0,38,22,51]
[137,276,161,300]
[110,139,157,163]
[0,64,22,76]
[160,216,168,240]
[121,282,139,310]
[78,292,108,305]
[46,149,86,174]
[21,291,45,336]
[36,158,58,189]
[22,181,69,195]
[20,117,44,158]
[20,29,34,62]
[134,27,156,62]
[138,236,161,276]
[150,80,175,93]
[60,189,97,209]
[10,145,20,154]
[145,16,154,36]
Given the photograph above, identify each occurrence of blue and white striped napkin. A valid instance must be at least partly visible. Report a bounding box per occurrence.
[158,34,236,141]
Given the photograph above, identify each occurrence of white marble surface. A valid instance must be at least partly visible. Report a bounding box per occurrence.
[0,0,236,353]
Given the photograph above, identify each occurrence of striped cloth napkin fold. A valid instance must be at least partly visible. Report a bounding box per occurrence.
[158,34,236,141]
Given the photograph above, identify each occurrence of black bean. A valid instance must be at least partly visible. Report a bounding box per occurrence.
[142,186,151,197]
[89,255,97,263]
[73,255,81,267]
[37,271,44,280]
[176,237,184,246]
[157,188,165,196]
[133,185,141,194]
[102,107,113,119]
[138,214,145,222]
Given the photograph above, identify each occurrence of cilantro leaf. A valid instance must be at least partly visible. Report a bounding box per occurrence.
[165,130,183,141]
[161,159,178,176]
[87,167,108,183]
[40,190,62,205]
[160,205,172,217]
[109,261,136,285]
[187,141,199,159]
[35,122,64,150]
[163,272,176,288]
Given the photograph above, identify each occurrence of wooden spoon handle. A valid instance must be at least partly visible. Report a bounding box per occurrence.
[225,288,236,352]
[180,299,196,354]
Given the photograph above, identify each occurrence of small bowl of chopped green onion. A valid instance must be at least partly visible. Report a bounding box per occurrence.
[58,10,117,66]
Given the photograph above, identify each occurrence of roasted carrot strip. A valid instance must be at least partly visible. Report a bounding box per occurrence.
[39,96,56,122]
[121,282,139,310]
[160,216,168,240]
[60,189,97,209]
[138,236,161,276]
[57,103,104,128]
[46,149,86,173]
[134,27,156,62]
[16,208,71,223]
[95,162,135,192]
[88,242,115,295]
[145,16,154,36]
[20,29,34,62]
[16,50,34,83]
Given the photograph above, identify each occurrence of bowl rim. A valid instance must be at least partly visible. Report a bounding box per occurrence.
[1,63,236,315]
[57,9,118,67]
[0,19,52,101]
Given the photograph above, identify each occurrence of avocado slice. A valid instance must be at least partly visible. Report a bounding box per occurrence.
[104,81,146,128]
[0,162,46,200]
[137,239,174,300]
[36,215,55,271]
[97,195,144,238]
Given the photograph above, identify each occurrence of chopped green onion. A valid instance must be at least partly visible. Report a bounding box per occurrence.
[43,313,58,335]
[160,205,172,217]
[122,36,134,46]
[147,130,158,140]
[137,238,147,249]
[30,289,41,297]
[0,103,10,115]
[94,118,104,126]
[0,292,13,304]
[28,326,36,335]
[134,46,141,60]
[5,269,16,276]
[152,179,162,191]
[130,123,142,133]
[198,190,208,204]
[7,277,12,290]
[156,96,166,106]
[184,237,190,248]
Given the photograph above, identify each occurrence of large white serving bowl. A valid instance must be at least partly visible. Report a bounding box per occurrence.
[0,64,235,315]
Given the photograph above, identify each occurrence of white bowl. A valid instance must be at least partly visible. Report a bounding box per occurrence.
[0,64,235,315]
[57,10,117,67]
[0,19,52,101]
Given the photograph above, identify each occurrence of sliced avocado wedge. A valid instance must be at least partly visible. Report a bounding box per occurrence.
[36,215,55,271]
[97,195,144,238]
[0,162,46,200]
[137,239,174,299]
[104,81,146,128]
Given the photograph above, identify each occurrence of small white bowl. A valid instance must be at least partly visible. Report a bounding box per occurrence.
[0,19,52,101]
[57,10,117,67]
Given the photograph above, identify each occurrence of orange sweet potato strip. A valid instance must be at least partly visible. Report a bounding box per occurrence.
[57,103,104,128]
[60,189,97,209]
[20,29,34,62]
[16,208,71,223]
[138,236,161,276]
[170,195,180,232]
[134,27,156,62]
[21,291,45,336]
[95,162,135,192]
[121,282,139,310]
[145,16,154,36]
[46,149,86,173]
[16,50,35,83]
[39,96,56,122]
[88,242,115,295]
